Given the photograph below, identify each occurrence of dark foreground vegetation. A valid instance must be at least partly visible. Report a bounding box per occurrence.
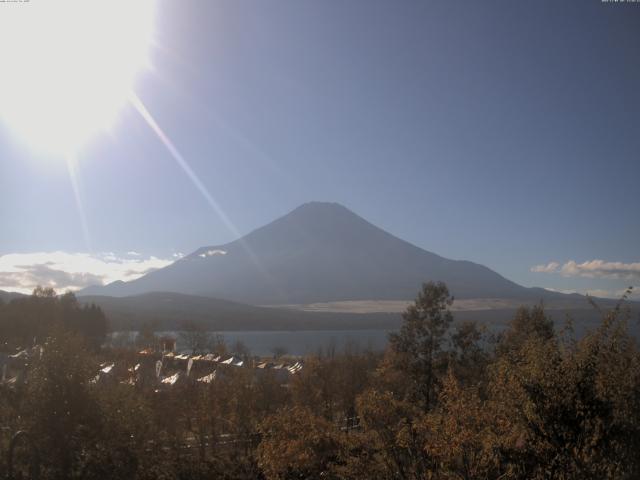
[0,283,639,479]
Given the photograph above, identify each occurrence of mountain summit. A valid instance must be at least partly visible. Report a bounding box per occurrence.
[81,202,545,304]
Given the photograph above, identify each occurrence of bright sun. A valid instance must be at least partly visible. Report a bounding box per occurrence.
[0,0,156,157]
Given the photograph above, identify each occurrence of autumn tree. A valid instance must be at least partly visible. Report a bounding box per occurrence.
[496,303,554,357]
[23,330,100,479]
[291,356,341,420]
[488,300,640,478]
[355,388,433,479]
[449,320,489,386]
[421,370,509,479]
[258,406,342,480]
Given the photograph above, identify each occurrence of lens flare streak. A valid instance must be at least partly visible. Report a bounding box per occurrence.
[66,157,92,251]
[129,93,242,237]
[129,92,282,295]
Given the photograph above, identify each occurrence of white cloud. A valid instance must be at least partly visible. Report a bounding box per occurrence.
[531,262,560,273]
[0,251,175,294]
[127,251,141,256]
[545,286,640,300]
[559,260,640,280]
[532,259,640,280]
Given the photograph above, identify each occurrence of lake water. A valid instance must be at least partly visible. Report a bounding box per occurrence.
[111,329,395,356]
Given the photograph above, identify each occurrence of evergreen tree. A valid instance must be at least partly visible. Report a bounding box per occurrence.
[388,281,454,410]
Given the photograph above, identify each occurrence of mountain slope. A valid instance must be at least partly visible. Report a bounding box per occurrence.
[81,202,561,304]
[0,290,25,303]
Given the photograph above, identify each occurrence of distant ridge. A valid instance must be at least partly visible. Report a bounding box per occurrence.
[0,290,25,303]
[81,202,575,305]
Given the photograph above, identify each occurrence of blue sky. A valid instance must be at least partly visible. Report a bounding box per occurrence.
[0,0,638,297]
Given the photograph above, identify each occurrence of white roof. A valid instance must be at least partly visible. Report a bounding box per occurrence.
[100,363,115,374]
[196,371,216,383]
[221,356,243,366]
[160,372,183,386]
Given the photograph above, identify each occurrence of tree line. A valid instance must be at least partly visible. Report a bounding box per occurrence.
[0,287,107,351]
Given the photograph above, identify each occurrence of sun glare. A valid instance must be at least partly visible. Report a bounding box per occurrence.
[0,0,156,157]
